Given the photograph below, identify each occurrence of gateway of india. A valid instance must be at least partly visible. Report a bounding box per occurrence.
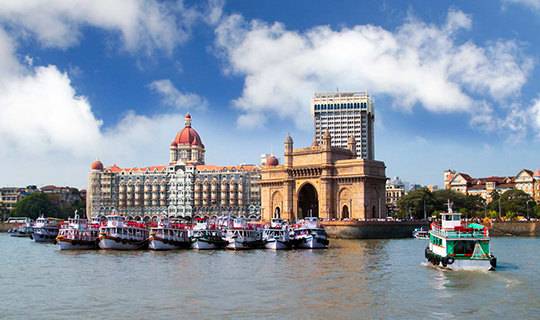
[86,114,262,220]
[259,91,387,222]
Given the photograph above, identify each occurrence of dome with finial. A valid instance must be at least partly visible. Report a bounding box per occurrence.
[534,169,540,179]
[91,159,104,171]
[285,134,293,144]
[348,135,356,143]
[266,156,279,166]
[266,147,279,166]
[173,113,204,148]
[323,129,331,139]
[311,140,319,147]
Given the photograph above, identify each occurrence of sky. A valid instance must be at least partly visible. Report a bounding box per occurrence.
[1,0,540,190]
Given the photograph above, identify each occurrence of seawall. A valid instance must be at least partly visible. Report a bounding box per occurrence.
[323,221,430,239]
[0,223,18,232]
[482,221,540,237]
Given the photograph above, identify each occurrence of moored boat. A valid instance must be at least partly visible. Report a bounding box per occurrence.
[98,214,149,250]
[56,213,100,250]
[32,215,62,242]
[413,228,430,239]
[190,218,227,250]
[425,202,496,270]
[9,220,34,237]
[149,216,191,250]
[262,218,292,250]
[224,218,263,250]
[292,217,329,249]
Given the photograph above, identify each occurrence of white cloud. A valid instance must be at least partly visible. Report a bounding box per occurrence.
[149,79,208,110]
[0,0,200,55]
[503,0,540,11]
[0,1,218,187]
[214,10,533,132]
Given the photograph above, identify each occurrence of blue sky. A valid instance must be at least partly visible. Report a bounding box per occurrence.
[1,0,540,189]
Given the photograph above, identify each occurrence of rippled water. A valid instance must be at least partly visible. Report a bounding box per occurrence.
[1,234,539,319]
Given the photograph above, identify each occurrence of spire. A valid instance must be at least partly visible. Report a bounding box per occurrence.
[185,113,192,127]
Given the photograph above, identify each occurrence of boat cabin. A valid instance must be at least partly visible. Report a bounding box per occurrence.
[440,213,462,229]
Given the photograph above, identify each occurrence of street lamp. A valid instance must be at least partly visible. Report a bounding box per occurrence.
[527,199,532,220]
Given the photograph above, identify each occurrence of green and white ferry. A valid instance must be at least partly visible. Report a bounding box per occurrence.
[425,203,497,270]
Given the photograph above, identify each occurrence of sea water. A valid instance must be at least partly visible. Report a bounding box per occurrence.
[0,234,538,319]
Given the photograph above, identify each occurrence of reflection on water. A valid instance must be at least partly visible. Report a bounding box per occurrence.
[1,235,539,319]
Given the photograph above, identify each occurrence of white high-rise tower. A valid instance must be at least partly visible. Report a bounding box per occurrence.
[311,91,375,159]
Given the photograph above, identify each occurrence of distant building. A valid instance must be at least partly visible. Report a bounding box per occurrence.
[409,184,422,191]
[311,91,375,160]
[386,176,407,208]
[0,186,38,215]
[444,168,540,203]
[40,185,81,207]
[427,185,439,192]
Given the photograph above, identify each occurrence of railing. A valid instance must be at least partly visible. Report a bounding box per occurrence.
[431,223,489,238]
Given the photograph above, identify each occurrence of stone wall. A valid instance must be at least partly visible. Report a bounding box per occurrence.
[323,221,430,239]
[482,221,540,237]
[0,223,18,232]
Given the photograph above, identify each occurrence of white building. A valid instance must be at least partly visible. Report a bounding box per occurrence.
[311,91,375,159]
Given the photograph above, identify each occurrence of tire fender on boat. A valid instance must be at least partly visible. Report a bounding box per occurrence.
[441,257,448,268]
[447,256,455,265]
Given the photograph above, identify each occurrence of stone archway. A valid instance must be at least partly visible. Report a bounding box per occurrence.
[342,205,349,219]
[274,207,281,218]
[338,188,352,220]
[298,183,318,218]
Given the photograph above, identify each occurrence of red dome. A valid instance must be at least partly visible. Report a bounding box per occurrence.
[91,160,104,171]
[171,141,177,147]
[185,113,191,119]
[174,127,204,148]
[266,156,279,166]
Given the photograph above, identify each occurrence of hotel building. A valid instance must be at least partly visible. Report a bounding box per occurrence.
[87,114,262,220]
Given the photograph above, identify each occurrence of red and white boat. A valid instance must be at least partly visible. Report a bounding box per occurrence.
[262,218,292,250]
[292,217,329,249]
[98,214,149,250]
[56,213,101,250]
[190,218,227,250]
[224,218,263,250]
[149,216,191,250]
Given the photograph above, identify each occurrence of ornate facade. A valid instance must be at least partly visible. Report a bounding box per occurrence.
[87,114,262,220]
[259,131,387,222]
[445,168,540,203]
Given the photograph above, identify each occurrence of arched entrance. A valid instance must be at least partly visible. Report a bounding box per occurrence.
[341,205,349,219]
[274,207,281,218]
[298,183,318,218]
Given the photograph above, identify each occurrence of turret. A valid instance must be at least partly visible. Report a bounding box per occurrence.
[347,135,356,154]
[284,134,293,167]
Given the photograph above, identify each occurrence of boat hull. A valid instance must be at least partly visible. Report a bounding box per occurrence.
[32,230,59,242]
[98,235,148,250]
[263,239,291,250]
[294,236,329,249]
[58,238,97,250]
[226,239,264,250]
[191,238,226,250]
[10,232,32,238]
[149,237,191,250]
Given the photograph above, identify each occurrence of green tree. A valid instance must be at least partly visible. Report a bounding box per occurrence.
[505,211,517,220]
[488,210,499,219]
[500,189,534,217]
[397,187,436,219]
[10,193,60,219]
